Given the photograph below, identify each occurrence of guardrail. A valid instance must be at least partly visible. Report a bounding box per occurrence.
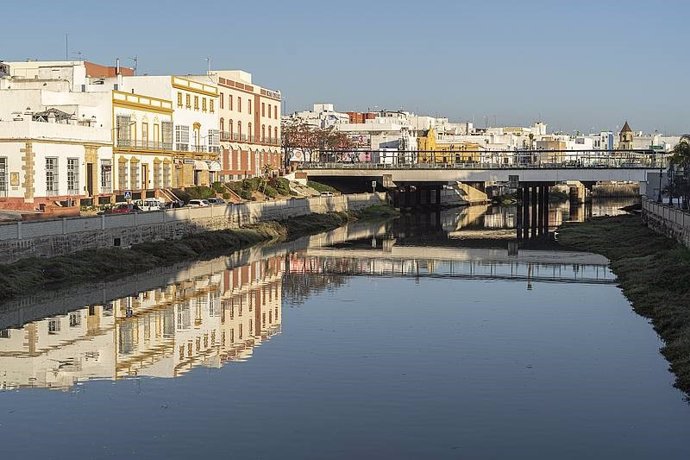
[642,198,690,248]
[0,193,384,242]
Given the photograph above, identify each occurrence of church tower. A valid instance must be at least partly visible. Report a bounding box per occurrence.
[618,121,634,150]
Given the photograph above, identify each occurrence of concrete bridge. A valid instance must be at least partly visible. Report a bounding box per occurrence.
[301,149,664,185]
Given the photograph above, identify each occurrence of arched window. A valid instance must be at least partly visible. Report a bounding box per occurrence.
[229,119,233,136]
[274,127,278,142]
[220,118,224,133]
[237,121,242,138]
[248,122,252,142]
[261,125,266,142]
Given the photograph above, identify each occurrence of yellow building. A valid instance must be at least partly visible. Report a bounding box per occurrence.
[417,128,482,164]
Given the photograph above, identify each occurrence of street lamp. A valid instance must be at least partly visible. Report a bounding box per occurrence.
[657,165,663,204]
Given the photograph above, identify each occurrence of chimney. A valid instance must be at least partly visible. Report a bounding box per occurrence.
[115,58,120,76]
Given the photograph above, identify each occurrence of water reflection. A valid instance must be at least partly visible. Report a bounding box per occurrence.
[0,255,284,390]
[0,209,621,391]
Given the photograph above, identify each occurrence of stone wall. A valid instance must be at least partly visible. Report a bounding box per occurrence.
[642,198,690,248]
[0,193,387,264]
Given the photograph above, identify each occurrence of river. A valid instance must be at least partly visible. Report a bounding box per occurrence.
[1,199,689,459]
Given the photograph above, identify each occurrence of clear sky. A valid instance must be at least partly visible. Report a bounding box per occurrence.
[3,0,689,134]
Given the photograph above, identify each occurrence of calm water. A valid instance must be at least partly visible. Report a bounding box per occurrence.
[1,201,689,459]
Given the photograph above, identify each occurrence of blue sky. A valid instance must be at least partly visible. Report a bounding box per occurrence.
[3,0,689,133]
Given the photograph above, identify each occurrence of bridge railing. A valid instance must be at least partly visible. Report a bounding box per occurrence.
[299,149,668,169]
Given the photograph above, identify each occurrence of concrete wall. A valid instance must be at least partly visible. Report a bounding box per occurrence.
[642,198,690,248]
[0,193,387,264]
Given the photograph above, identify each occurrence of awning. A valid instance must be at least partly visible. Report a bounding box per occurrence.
[207,160,222,172]
[194,160,209,170]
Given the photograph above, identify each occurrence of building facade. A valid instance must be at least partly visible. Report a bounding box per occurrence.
[196,71,281,180]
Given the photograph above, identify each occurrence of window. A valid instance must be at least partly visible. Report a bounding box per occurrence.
[220,92,224,109]
[248,99,252,115]
[209,99,215,113]
[274,127,278,142]
[48,319,61,334]
[261,125,265,142]
[238,97,242,113]
[100,159,112,193]
[0,330,9,339]
[177,92,183,108]
[202,97,207,112]
[237,121,242,138]
[46,157,58,195]
[262,103,265,117]
[275,105,279,119]
[185,94,191,108]
[163,162,171,188]
[267,105,271,119]
[229,95,233,111]
[67,158,79,194]
[175,125,190,151]
[130,161,140,189]
[141,122,149,146]
[153,162,161,189]
[220,118,224,133]
[248,122,252,142]
[118,159,128,190]
[0,157,7,196]
[116,115,131,146]
[229,119,233,136]
[194,96,199,110]
[69,312,81,327]
[161,121,173,149]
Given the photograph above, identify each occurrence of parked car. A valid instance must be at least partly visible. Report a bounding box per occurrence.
[98,203,139,215]
[134,198,166,212]
[187,199,210,207]
[320,192,334,197]
[207,198,226,205]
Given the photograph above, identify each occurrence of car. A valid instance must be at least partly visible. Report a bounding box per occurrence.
[187,199,210,207]
[99,203,138,215]
[207,198,226,205]
[320,192,334,197]
[134,198,166,212]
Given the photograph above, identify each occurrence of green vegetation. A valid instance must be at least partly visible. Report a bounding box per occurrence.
[558,214,690,396]
[226,177,296,201]
[173,186,216,202]
[0,223,284,303]
[307,180,337,193]
[548,189,570,203]
[0,203,398,303]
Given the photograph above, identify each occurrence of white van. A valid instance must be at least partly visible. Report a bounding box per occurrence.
[135,198,166,212]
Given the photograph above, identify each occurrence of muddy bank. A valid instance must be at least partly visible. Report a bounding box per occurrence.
[0,206,397,303]
[557,214,690,397]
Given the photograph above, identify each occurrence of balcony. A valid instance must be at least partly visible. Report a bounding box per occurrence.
[116,140,174,151]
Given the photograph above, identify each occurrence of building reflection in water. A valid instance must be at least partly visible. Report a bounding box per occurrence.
[0,255,284,391]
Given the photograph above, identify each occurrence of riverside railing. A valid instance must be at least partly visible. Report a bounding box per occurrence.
[642,198,690,230]
[0,193,384,242]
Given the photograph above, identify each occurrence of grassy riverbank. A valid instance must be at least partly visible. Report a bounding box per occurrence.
[557,214,690,396]
[0,205,397,303]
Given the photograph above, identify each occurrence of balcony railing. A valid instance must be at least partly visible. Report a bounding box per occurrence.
[116,140,174,151]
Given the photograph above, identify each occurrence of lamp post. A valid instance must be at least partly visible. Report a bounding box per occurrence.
[657,165,663,204]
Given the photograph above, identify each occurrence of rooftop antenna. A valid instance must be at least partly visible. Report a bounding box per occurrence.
[206,57,211,75]
[129,56,138,74]
[71,51,83,61]
[65,33,69,60]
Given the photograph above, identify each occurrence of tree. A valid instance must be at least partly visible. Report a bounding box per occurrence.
[669,141,690,209]
[281,119,355,165]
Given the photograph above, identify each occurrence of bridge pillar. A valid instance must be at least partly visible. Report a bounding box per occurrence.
[404,186,411,208]
[531,186,538,238]
[522,186,530,240]
[537,185,545,236]
[542,185,550,233]
[426,188,432,206]
[516,193,523,239]
[436,187,442,206]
